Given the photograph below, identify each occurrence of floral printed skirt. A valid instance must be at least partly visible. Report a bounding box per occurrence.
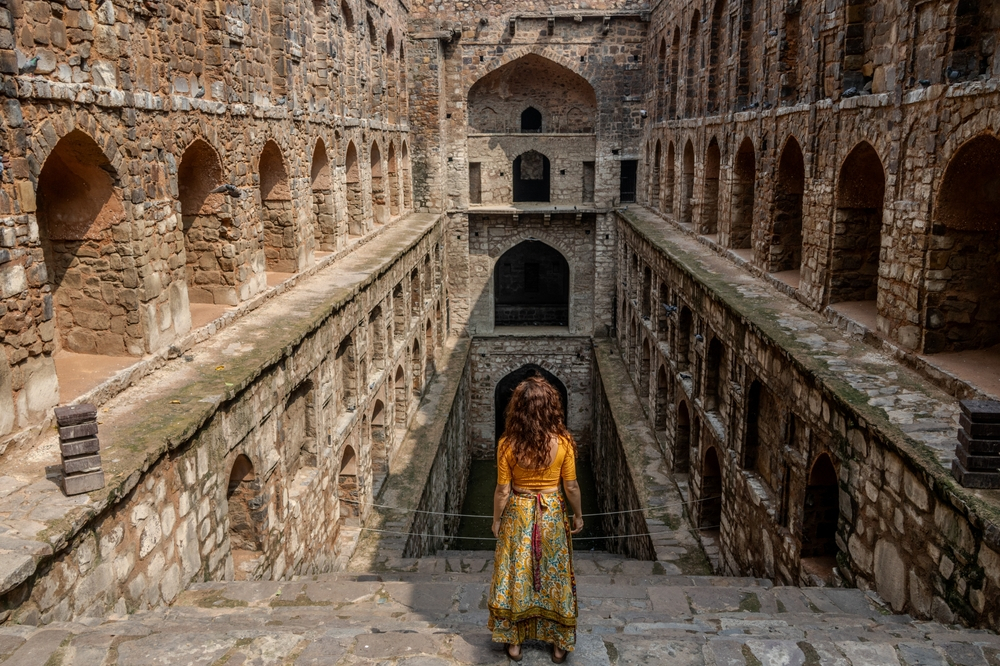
[488,490,577,650]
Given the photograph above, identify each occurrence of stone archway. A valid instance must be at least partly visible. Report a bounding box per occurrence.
[493,240,569,327]
[227,454,263,580]
[259,140,296,272]
[494,364,568,444]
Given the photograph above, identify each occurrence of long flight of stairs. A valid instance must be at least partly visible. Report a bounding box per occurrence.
[1,550,997,664]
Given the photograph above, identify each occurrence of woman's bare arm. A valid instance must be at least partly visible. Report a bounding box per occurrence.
[492,483,511,537]
[563,480,584,534]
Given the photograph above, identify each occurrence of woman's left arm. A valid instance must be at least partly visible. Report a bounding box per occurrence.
[492,483,511,537]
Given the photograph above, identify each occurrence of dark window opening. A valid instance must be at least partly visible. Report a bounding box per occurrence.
[469,162,482,204]
[513,151,551,202]
[495,365,568,443]
[521,106,542,132]
[620,159,638,203]
[494,240,569,327]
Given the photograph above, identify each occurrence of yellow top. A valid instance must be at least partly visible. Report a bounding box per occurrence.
[496,435,577,489]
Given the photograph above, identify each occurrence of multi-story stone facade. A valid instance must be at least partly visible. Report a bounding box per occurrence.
[1,0,1000,638]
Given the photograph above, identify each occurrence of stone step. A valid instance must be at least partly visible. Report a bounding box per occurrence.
[2,594,998,665]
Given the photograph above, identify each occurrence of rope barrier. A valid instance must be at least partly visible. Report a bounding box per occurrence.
[341,494,719,519]
[357,525,683,542]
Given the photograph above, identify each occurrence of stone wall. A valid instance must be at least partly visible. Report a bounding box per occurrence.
[641,0,1000,356]
[467,335,593,459]
[616,209,1000,630]
[0,217,447,624]
[0,0,416,447]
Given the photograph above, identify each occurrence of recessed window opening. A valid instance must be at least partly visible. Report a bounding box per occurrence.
[520,106,542,132]
[513,150,551,202]
[494,240,569,327]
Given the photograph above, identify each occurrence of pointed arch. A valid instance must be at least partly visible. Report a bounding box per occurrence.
[311,139,336,251]
[371,140,386,225]
[685,11,701,118]
[178,139,235,305]
[345,141,364,236]
[801,453,838,558]
[387,142,400,217]
[703,138,721,235]
[228,454,262,580]
[665,141,676,216]
[699,446,723,528]
[674,400,691,473]
[831,141,885,304]
[729,138,755,249]
[494,240,569,327]
[37,129,135,356]
[401,141,413,210]
[707,0,726,113]
[926,134,1000,352]
[681,140,695,226]
[770,137,805,274]
[669,27,681,119]
[651,140,662,210]
[259,140,296,272]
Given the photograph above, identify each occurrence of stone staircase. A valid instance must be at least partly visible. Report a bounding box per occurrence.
[1,551,998,665]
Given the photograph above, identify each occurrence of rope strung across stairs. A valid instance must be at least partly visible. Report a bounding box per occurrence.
[354,525,719,542]
[340,494,720,519]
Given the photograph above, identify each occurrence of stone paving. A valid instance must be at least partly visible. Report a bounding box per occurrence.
[1,551,998,664]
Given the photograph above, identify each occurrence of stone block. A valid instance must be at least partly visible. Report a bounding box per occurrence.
[54,404,97,426]
[951,459,1000,489]
[58,421,98,440]
[17,355,58,427]
[63,471,105,495]
[960,400,1000,424]
[957,429,1000,454]
[0,264,26,298]
[960,414,1000,439]
[63,454,102,475]
[60,437,100,457]
[873,539,906,612]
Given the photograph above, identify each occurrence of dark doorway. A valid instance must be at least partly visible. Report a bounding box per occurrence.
[521,106,542,132]
[620,159,638,203]
[494,365,568,444]
[513,151,550,202]
[494,241,569,327]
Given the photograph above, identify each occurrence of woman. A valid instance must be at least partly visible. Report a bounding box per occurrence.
[488,375,584,663]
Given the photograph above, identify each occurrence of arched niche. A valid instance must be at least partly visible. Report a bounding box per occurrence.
[370,399,388,494]
[258,141,295,273]
[730,138,755,250]
[831,142,885,304]
[770,137,805,274]
[674,400,691,473]
[370,141,385,225]
[681,140,695,226]
[493,240,569,327]
[387,143,400,217]
[520,106,542,132]
[338,445,360,522]
[394,364,407,426]
[703,138,721,235]
[311,139,336,251]
[227,454,262,580]
[651,140,662,210]
[37,129,135,356]
[345,141,364,236]
[699,446,722,528]
[801,453,838,558]
[401,142,412,210]
[513,150,550,202]
[494,364,568,444]
[467,54,597,133]
[926,134,1000,352]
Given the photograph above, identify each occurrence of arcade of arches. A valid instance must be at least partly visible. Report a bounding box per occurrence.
[0,0,999,639]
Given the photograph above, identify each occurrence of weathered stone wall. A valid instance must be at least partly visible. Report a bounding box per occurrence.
[591,345,656,561]
[0,0,416,446]
[641,0,1000,355]
[467,335,593,459]
[2,218,447,624]
[616,209,1000,630]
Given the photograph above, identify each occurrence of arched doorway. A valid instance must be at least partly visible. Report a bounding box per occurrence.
[387,143,400,217]
[259,140,295,272]
[371,141,385,225]
[927,134,1000,353]
[681,140,695,226]
[494,240,569,327]
[700,446,722,528]
[730,138,755,250]
[801,453,838,558]
[521,107,542,132]
[178,139,233,305]
[370,400,388,495]
[345,142,363,236]
[494,365,568,444]
[338,445,360,524]
[831,142,885,304]
[311,139,336,251]
[227,454,262,580]
[674,401,691,473]
[703,138,721,235]
[513,151,551,202]
[37,130,132,355]
[770,137,805,274]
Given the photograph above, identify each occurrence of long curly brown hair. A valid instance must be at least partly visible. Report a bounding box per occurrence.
[503,375,576,469]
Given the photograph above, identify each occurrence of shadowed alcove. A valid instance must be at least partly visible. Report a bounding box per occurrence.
[493,240,569,327]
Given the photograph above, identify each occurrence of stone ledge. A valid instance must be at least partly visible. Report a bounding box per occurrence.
[617,207,1000,551]
[0,213,443,598]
